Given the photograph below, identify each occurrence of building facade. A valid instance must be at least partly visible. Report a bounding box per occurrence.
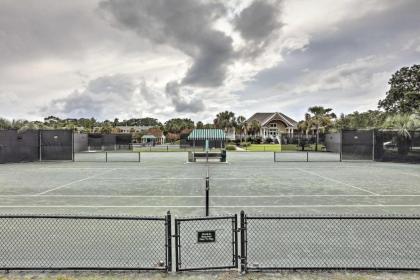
[246,112,298,140]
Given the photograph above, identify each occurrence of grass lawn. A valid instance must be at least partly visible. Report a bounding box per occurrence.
[243,144,326,152]
[244,144,281,152]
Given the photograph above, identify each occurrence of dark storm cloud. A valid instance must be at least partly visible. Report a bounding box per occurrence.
[235,0,282,41]
[165,81,205,113]
[234,0,283,57]
[99,0,234,88]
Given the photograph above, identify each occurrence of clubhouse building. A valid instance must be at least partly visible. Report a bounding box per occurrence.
[246,112,298,140]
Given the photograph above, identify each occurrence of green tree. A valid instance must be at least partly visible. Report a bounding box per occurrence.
[0,117,12,129]
[196,121,204,129]
[249,120,261,138]
[113,118,119,127]
[236,116,247,143]
[378,64,420,113]
[164,118,194,134]
[306,106,336,151]
[214,111,236,132]
[382,113,420,155]
[297,113,311,136]
[334,110,387,130]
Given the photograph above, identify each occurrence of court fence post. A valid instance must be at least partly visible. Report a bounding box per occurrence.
[72,130,75,162]
[340,130,343,161]
[39,130,42,162]
[105,152,108,162]
[306,151,309,162]
[166,211,172,272]
[174,219,180,272]
[205,175,210,216]
[240,210,247,274]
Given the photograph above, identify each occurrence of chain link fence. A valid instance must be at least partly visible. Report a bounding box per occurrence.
[175,216,238,271]
[1,212,420,272]
[0,214,170,270]
[242,213,420,272]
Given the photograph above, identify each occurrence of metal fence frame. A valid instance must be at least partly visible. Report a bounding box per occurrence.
[2,211,420,273]
[273,151,342,162]
[0,213,171,271]
[73,151,141,162]
[240,212,420,273]
[174,215,238,271]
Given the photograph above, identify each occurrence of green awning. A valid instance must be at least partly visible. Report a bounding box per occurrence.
[187,129,226,140]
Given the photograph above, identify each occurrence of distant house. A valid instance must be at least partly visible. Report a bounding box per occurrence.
[114,125,154,134]
[246,112,298,140]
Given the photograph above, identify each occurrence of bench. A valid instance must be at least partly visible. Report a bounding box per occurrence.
[188,151,227,162]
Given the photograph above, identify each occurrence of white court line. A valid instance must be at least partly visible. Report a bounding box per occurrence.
[296,168,378,195]
[401,172,420,178]
[39,165,365,170]
[36,169,117,195]
[1,205,420,208]
[94,177,204,180]
[2,194,420,198]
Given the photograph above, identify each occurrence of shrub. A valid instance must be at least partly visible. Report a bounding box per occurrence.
[254,136,262,144]
[241,142,251,147]
[265,138,273,144]
[226,145,236,151]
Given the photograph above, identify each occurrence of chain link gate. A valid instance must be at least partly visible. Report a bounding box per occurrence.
[0,213,172,271]
[174,215,238,271]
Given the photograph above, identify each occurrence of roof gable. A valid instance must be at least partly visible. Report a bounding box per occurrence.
[247,112,297,127]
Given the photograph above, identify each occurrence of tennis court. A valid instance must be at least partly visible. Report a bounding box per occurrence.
[1,152,420,217]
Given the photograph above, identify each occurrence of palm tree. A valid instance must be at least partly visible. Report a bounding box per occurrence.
[383,113,420,155]
[214,111,236,132]
[306,106,336,151]
[236,116,247,143]
[249,120,261,138]
[298,113,311,136]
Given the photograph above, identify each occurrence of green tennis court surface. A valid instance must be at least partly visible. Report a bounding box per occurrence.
[0,152,419,216]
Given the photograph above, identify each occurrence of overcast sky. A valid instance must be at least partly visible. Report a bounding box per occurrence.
[1,0,419,122]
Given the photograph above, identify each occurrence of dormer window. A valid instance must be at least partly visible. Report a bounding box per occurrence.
[269,123,277,128]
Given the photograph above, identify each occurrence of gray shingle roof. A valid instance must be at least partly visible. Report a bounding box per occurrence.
[247,112,297,127]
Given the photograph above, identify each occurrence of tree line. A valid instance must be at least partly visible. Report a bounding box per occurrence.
[1,64,419,141]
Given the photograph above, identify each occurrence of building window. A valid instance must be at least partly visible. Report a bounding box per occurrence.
[268,129,277,136]
[269,123,277,128]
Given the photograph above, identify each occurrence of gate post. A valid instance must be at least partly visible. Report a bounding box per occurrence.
[205,175,210,216]
[240,210,247,274]
[166,211,172,272]
[174,219,180,271]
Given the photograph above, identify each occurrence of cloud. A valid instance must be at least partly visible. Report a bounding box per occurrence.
[99,0,234,88]
[235,0,282,41]
[165,81,205,113]
[44,74,137,118]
